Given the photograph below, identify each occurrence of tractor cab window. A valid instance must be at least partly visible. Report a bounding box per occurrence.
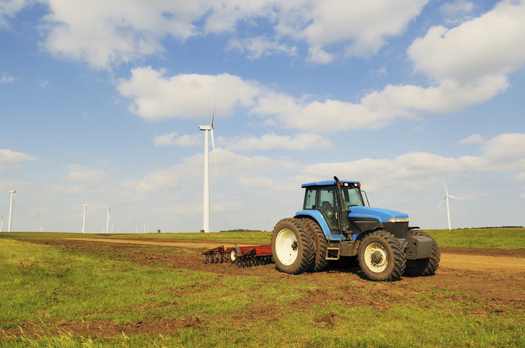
[342,186,365,208]
[318,187,339,231]
[303,188,317,210]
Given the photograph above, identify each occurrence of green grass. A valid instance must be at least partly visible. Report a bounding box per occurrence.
[1,233,525,347]
[4,227,525,249]
[0,231,272,245]
[427,228,525,249]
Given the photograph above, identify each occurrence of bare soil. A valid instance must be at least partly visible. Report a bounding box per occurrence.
[3,238,525,339]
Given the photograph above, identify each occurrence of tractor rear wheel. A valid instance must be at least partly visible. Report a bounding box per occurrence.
[358,230,406,281]
[404,230,440,276]
[301,218,328,272]
[271,218,315,275]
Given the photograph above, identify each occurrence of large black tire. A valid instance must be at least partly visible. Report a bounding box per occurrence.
[404,230,440,276]
[301,218,328,272]
[358,230,406,281]
[271,218,315,275]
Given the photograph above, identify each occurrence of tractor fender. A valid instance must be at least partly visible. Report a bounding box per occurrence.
[349,227,386,254]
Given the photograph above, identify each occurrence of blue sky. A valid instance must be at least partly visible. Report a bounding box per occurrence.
[1,0,524,233]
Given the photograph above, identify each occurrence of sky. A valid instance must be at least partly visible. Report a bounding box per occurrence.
[1,0,524,233]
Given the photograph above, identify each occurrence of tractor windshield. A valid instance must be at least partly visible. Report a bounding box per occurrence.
[341,186,364,208]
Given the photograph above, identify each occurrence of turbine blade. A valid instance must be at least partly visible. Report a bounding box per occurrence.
[210,101,216,128]
[211,129,217,173]
[443,180,449,195]
[448,195,462,200]
[438,196,446,207]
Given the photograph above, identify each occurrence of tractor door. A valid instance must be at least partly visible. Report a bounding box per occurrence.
[317,186,340,233]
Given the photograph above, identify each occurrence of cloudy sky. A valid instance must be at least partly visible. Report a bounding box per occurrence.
[1,0,524,233]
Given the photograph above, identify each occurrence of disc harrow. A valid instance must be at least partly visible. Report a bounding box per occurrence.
[201,245,273,269]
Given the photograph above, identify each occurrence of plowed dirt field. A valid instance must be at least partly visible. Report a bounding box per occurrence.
[7,237,525,339]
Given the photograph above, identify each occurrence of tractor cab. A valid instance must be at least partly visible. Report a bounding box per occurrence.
[302,179,364,235]
[300,177,410,240]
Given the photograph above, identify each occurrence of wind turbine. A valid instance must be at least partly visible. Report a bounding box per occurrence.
[198,104,217,233]
[82,203,88,234]
[7,189,15,232]
[438,181,462,230]
[0,216,3,232]
[106,208,111,234]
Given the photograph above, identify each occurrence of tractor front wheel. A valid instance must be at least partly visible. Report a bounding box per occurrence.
[271,218,315,275]
[358,230,406,281]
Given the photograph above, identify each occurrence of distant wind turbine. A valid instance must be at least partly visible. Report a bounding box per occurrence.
[106,208,111,234]
[0,215,3,232]
[199,104,217,233]
[8,189,15,232]
[82,203,88,234]
[438,181,462,230]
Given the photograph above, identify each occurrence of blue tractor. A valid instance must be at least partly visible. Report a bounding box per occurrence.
[270,177,440,281]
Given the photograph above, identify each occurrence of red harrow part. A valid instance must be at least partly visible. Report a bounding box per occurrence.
[202,245,273,269]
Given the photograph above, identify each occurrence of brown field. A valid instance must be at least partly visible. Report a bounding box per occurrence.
[3,237,525,340]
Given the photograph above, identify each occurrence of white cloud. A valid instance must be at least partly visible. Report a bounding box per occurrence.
[408,1,525,83]
[0,149,38,162]
[0,0,30,26]
[440,0,474,17]
[361,75,509,115]
[225,133,332,151]
[277,0,428,57]
[103,3,525,133]
[121,148,298,196]
[39,0,208,69]
[227,36,297,59]
[517,172,525,182]
[62,165,109,185]
[306,46,336,64]
[459,134,487,145]
[4,0,427,67]
[253,92,398,132]
[304,133,525,192]
[1,73,21,84]
[153,132,201,147]
[117,67,260,120]
[303,153,461,192]
[477,133,525,170]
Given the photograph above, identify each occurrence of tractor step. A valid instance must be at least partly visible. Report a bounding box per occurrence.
[325,243,341,261]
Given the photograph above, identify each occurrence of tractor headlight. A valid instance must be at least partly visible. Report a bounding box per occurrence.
[388,218,409,223]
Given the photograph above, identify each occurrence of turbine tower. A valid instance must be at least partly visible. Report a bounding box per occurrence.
[106,208,111,234]
[82,204,88,234]
[438,181,462,230]
[8,189,15,232]
[198,106,217,233]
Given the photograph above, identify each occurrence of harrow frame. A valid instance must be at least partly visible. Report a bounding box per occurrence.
[202,245,273,268]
